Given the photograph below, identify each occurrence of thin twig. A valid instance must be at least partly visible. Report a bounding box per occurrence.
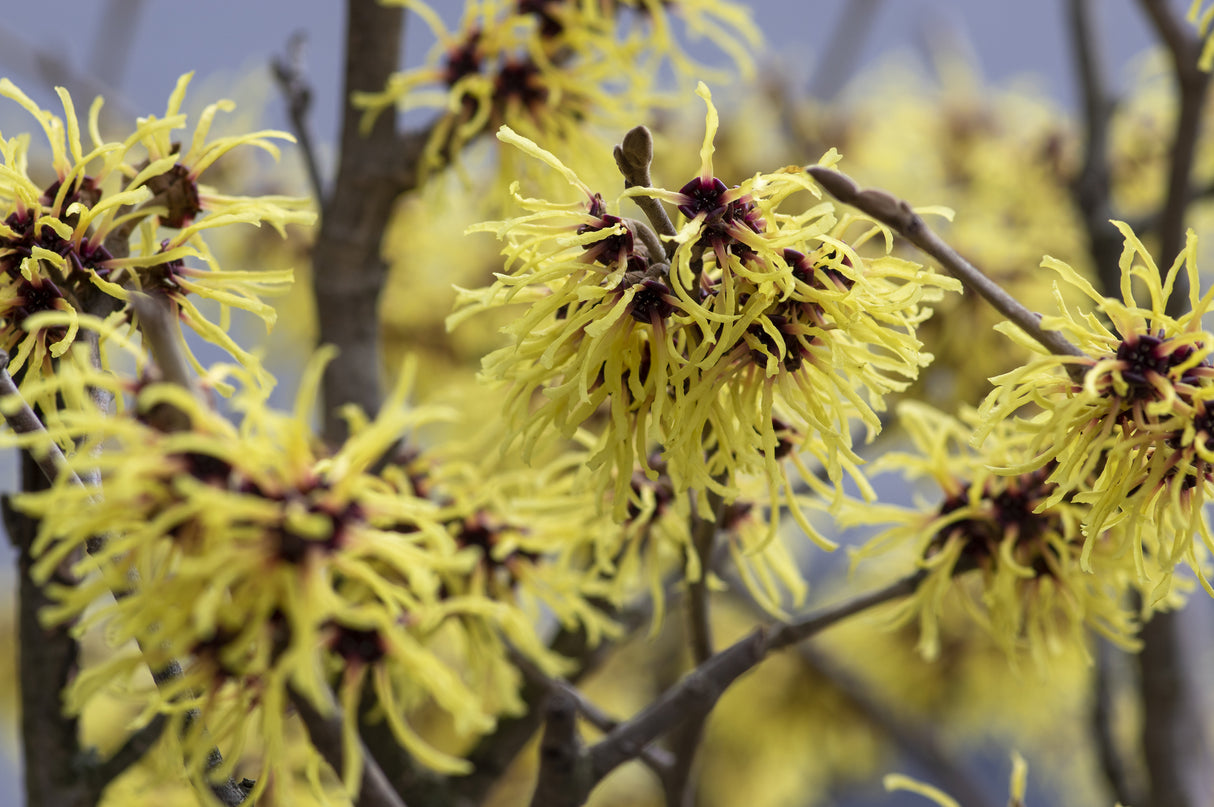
[1137,0,1211,317]
[130,292,197,433]
[0,25,138,126]
[806,166,1087,361]
[0,351,83,490]
[615,126,678,258]
[87,714,169,791]
[271,31,327,205]
[447,576,680,807]
[718,569,997,807]
[802,646,995,807]
[87,0,146,89]
[508,648,675,773]
[529,690,587,807]
[1136,611,1213,807]
[586,569,927,788]
[0,348,245,804]
[292,688,410,807]
[661,489,724,806]
[807,0,884,101]
[6,478,92,807]
[1066,0,1124,296]
[1092,639,1143,807]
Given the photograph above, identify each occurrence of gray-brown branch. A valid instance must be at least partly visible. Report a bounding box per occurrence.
[583,570,928,795]
[1137,0,1210,317]
[807,166,1086,362]
[311,0,413,443]
[293,688,410,807]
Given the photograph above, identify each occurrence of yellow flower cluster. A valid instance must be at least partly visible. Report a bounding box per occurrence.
[456,83,957,578]
[0,75,312,401]
[355,0,759,178]
[848,402,1161,665]
[977,223,1214,596]
[9,344,608,794]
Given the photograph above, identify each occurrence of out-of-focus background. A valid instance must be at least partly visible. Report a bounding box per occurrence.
[0,1,1196,804]
[1,1,1157,155]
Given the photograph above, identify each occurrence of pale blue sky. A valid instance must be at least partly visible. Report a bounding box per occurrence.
[2,1,1162,146]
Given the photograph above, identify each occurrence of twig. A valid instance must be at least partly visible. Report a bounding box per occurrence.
[715,568,996,807]
[615,126,678,258]
[1137,0,1211,317]
[508,648,674,773]
[807,0,884,101]
[1137,611,1213,807]
[661,489,724,806]
[0,25,138,126]
[87,714,168,791]
[271,31,327,205]
[445,576,679,807]
[0,351,83,491]
[586,569,927,788]
[1066,0,1124,296]
[1127,177,1214,234]
[130,293,197,433]
[87,0,146,89]
[806,166,1086,361]
[1,347,245,804]
[802,646,995,807]
[1092,639,1143,807]
[292,687,410,807]
[529,690,588,807]
[5,476,92,807]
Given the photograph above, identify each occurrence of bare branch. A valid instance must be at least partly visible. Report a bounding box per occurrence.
[1066,0,1124,296]
[807,0,885,101]
[272,31,327,205]
[87,0,147,89]
[660,489,724,806]
[292,688,410,807]
[0,352,83,491]
[311,0,410,444]
[1136,0,1211,316]
[801,646,997,807]
[587,570,927,785]
[509,649,674,774]
[807,166,1086,361]
[529,690,590,807]
[1092,639,1144,807]
[0,25,137,126]
[1137,611,1213,807]
[88,715,168,791]
[6,473,92,807]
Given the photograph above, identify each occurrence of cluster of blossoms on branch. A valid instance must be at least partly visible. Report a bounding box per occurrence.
[0,74,619,797]
[975,224,1214,595]
[356,0,759,179]
[4,0,1214,804]
[454,82,959,612]
[0,74,309,409]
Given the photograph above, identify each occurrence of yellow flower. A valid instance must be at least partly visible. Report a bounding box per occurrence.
[355,0,758,180]
[0,75,312,398]
[460,85,956,535]
[847,402,1161,665]
[977,222,1214,592]
[7,350,573,797]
